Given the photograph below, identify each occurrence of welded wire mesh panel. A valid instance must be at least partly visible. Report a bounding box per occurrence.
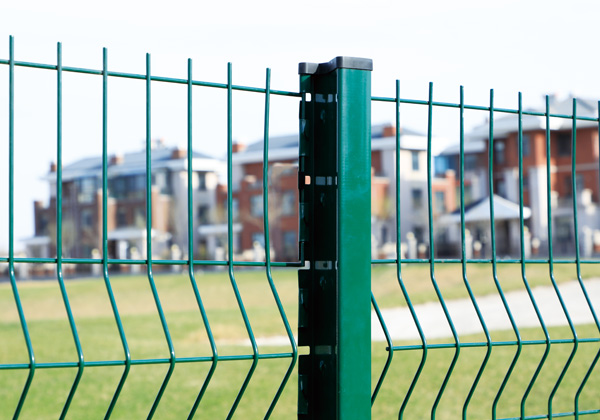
[371,82,600,419]
[0,36,298,419]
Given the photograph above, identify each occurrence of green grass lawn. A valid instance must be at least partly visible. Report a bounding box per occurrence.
[0,263,598,418]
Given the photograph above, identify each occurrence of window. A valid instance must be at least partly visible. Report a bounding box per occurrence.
[117,208,127,227]
[414,226,425,243]
[434,191,446,214]
[494,141,505,164]
[523,174,529,191]
[198,205,210,224]
[39,216,49,235]
[464,154,478,170]
[434,155,453,176]
[564,174,584,196]
[522,134,531,157]
[81,209,93,228]
[555,216,572,241]
[411,151,420,171]
[78,177,97,203]
[411,189,423,209]
[197,172,206,191]
[110,176,144,199]
[557,132,571,156]
[250,195,263,218]
[496,179,506,198]
[281,191,296,216]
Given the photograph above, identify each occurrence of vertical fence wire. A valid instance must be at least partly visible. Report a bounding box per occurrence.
[545,94,579,418]
[488,89,523,420]
[225,62,260,420]
[426,82,461,419]
[261,68,299,418]
[144,53,177,419]
[458,85,493,420]
[7,34,37,420]
[369,80,398,407]
[185,57,219,420]
[101,47,132,419]
[394,79,428,420]
[55,42,86,420]
[516,92,552,419]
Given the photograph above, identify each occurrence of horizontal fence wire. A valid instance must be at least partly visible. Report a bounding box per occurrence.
[1,36,298,419]
[371,80,600,419]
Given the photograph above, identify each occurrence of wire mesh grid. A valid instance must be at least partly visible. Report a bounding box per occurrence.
[370,82,600,419]
[0,36,299,419]
[1,36,599,419]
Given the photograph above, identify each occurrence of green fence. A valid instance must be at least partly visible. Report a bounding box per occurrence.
[1,36,299,419]
[1,37,600,419]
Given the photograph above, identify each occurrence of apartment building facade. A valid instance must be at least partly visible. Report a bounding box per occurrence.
[25,142,224,271]
[439,95,600,257]
[226,124,442,260]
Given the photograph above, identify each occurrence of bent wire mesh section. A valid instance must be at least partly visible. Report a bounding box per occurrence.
[370,84,600,419]
[0,36,299,419]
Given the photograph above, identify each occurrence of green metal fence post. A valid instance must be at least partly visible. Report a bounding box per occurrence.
[297,57,372,420]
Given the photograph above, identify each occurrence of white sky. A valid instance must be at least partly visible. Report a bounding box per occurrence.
[1,0,600,252]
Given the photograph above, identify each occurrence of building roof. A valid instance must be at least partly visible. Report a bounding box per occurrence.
[232,124,446,164]
[440,194,531,223]
[468,95,599,140]
[45,145,222,182]
[438,139,487,156]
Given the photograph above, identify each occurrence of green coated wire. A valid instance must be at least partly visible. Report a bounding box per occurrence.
[0,351,295,371]
[389,337,598,352]
[5,255,600,266]
[225,62,260,420]
[7,35,37,420]
[144,53,177,419]
[370,292,393,406]
[370,83,396,407]
[261,68,298,419]
[488,88,523,420]
[426,82,461,420]
[100,47,132,420]
[544,95,579,419]
[55,42,86,420]
[367,83,398,406]
[515,92,551,420]
[458,86,493,420]
[395,80,428,420]
[572,98,600,419]
[0,57,301,98]
[185,58,219,419]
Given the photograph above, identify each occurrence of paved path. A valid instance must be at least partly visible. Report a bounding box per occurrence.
[234,279,600,346]
[373,279,600,342]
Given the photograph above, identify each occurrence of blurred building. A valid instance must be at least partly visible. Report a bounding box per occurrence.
[437,95,600,257]
[227,124,441,260]
[25,141,224,271]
